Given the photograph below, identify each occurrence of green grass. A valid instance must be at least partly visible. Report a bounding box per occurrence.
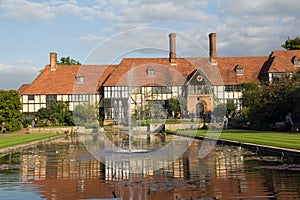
[0,133,61,149]
[181,129,300,150]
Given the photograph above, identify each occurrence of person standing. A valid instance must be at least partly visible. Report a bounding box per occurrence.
[285,112,293,132]
[208,111,213,123]
[2,122,7,136]
[31,120,36,128]
[224,115,228,129]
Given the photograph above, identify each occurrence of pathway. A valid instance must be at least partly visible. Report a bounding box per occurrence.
[0,128,29,137]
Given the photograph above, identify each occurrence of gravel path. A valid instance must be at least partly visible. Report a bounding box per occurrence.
[0,128,29,137]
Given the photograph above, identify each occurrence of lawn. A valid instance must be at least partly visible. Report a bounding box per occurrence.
[0,133,61,149]
[181,129,300,150]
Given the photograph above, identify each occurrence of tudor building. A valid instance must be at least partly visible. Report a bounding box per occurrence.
[19,33,300,122]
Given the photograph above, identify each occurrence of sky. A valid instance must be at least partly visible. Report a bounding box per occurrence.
[0,0,299,90]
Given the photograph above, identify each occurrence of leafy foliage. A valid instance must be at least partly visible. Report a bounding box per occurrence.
[242,82,260,107]
[281,37,300,50]
[213,103,227,122]
[166,98,181,115]
[73,102,99,128]
[242,72,300,130]
[0,90,23,132]
[36,101,74,126]
[57,56,81,65]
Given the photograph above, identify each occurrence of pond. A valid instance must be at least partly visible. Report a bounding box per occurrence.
[1,132,300,200]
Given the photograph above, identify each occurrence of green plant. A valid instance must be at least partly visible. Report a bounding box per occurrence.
[0,90,24,132]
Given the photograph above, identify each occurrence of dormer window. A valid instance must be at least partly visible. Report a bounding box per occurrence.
[76,76,84,83]
[293,56,300,66]
[234,65,244,75]
[146,69,155,77]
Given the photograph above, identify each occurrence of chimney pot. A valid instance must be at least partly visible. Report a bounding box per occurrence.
[169,33,176,64]
[209,33,217,64]
[50,52,57,71]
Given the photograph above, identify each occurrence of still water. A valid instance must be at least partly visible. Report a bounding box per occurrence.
[1,134,300,200]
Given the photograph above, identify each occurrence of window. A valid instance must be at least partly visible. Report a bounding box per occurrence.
[225,85,242,92]
[188,85,209,95]
[294,60,300,66]
[106,86,129,99]
[75,76,84,83]
[236,68,244,75]
[146,69,155,76]
[70,94,89,102]
[46,95,57,109]
[234,65,244,75]
[28,95,34,101]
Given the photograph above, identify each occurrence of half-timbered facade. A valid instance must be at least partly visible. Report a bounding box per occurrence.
[19,33,300,122]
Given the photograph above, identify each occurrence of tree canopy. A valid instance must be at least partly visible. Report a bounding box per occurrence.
[57,56,81,65]
[0,90,23,132]
[281,37,300,50]
[241,72,300,130]
[35,101,74,126]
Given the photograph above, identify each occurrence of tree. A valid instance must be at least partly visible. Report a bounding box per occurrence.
[244,75,297,130]
[57,56,81,65]
[73,102,99,128]
[242,82,260,107]
[165,97,182,118]
[36,101,74,126]
[291,71,300,125]
[281,37,300,50]
[0,90,24,132]
[51,101,74,126]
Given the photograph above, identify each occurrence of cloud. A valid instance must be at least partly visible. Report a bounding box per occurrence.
[0,0,299,68]
[0,0,118,21]
[0,64,40,90]
[119,1,211,23]
[16,59,32,64]
[78,34,106,42]
[282,16,296,24]
[0,0,55,21]
[219,0,300,17]
[0,63,39,74]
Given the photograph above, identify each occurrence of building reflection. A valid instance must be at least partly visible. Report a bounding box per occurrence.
[18,138,300,199]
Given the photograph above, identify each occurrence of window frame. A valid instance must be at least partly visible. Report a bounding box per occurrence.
[75,76,84,83]
[28,95,35,101]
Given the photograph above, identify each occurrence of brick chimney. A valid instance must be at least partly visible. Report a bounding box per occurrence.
[169,33,176,64]
[50,52,57,71]
[209,33,217,65]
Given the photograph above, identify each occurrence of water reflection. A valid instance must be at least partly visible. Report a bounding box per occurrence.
[0,135,300,199]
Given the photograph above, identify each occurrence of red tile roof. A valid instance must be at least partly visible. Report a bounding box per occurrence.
[103,58,197,86]
[21,65,116,95]
[260,50,300,74]
[18,84,30,94]
[20,50,300,95]
[73,65,116,94]
[216,56,268,85]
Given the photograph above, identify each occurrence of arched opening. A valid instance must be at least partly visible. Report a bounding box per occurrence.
[196,100,207,118]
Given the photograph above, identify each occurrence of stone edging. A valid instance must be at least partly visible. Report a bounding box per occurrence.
[176,132,300,158]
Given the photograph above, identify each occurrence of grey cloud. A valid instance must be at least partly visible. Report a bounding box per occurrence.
[0,64,40,90]
[220,0,300,17]
[0,0,55,20]
[119,1,210,23]
[0,0,117,21]
[16,59,32,64]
